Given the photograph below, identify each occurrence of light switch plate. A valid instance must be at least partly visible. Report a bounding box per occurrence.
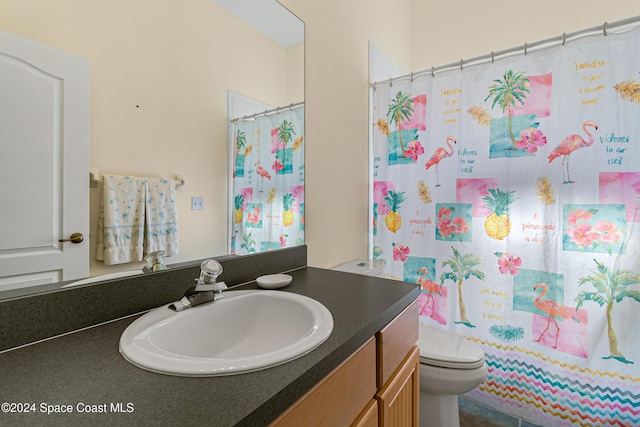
[191,196,204,210]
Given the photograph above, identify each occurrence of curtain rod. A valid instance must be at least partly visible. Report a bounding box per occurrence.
[230,101,304,123]
[372,15,640,88]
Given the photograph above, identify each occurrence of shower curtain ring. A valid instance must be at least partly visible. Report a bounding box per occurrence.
[524,42,528,55]
[410,72,414,82]
[603,22,608,36]
[491,51,494,63]
[460,59,463,70]
[562,33,566,46]
[289,103,293,111]
[431,66,435,77]
[389,77,393,87]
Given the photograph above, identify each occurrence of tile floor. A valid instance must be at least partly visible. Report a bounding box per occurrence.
[459,397,540,427]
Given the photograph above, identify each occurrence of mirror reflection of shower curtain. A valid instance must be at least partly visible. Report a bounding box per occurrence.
[231,107,304,254]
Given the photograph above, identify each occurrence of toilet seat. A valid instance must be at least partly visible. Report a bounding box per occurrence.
[417,324,485,370]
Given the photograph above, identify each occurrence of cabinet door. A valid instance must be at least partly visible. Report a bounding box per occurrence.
[351,400,378,427]
[376,345,420,427]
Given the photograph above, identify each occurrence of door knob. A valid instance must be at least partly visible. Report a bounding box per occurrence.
[59,232,84,244]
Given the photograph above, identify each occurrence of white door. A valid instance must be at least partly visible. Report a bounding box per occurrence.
[0,30,89,291]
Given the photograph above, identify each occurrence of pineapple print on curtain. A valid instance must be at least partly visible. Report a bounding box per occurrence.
[371,25,640,426]
[231,106,304,254]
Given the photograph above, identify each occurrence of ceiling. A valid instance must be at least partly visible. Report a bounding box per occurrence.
[214,0,304,48]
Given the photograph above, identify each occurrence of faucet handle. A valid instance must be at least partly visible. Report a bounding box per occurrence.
[198,259,223,284]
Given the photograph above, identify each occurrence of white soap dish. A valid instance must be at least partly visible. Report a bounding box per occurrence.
[256,274,292,289]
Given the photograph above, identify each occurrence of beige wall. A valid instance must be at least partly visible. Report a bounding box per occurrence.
[411,0,640,70]
[280,0,412,268]
[0,0,303,276]
[282,0,639,268]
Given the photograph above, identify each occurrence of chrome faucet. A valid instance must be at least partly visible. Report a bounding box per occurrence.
[169,259,228,311]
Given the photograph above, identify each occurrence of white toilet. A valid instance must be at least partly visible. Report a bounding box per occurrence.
[331,260,488,426]
[417,324,488,427]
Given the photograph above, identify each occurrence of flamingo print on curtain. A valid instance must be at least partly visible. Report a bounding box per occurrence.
[231,106,304,254]
[370,25,640,426]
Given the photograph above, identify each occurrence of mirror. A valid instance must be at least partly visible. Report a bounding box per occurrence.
[0,0,303,299]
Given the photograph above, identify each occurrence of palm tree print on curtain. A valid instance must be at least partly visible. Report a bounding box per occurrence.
[388,91,414,155]
[440,246,485,327]
[484,70,549,159]
[233,129,247,177]
[576,259,640,364]
[385,91,427,165]
[273,119,298,175]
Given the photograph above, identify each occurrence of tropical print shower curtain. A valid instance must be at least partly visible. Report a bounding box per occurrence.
[371,26,640,426]
[231,107,304,254]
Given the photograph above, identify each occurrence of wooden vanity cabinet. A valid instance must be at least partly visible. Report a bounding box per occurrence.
[270,299,419,427]
[374,300,420,426]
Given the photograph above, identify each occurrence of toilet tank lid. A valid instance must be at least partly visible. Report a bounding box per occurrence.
[417,324,485,369]
[331,259,385,276]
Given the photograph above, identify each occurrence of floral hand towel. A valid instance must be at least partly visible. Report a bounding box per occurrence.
[96,175,146,265]
[144,178,179,257]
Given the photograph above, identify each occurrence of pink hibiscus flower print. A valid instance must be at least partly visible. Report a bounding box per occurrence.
[247,213,259,225]
[272,158,284,174]
[436,205,470,242]
[593,221,621,243]
[451,216,468,234]
[566,223,599,247]
[436,206,469,241]
[438,206,452,220]
[496,252,522,275]
[567,209,592,226]
[246,205,261,225]
[392,243,410,262]
[437,218,454,237]
[515,127,547,153]
[404,140,424,162]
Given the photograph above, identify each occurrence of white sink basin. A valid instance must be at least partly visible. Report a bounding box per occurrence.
[119,290,333,376]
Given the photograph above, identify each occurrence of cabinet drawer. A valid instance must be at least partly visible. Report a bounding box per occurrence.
[271,337,377,427]
[376,299,418,387]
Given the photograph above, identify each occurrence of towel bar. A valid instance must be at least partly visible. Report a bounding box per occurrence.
[90,169,185,190]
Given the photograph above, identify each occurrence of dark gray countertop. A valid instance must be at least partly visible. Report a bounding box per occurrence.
[0,267,419,427]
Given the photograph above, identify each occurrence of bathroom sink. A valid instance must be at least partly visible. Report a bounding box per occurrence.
[119,290,333,376]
